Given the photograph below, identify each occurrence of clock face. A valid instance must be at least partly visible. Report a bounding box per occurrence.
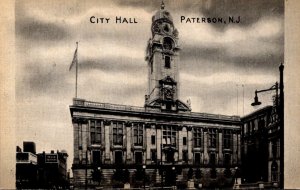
[163,41,172,50]
[163,37,174,50]
[164,88,173,100]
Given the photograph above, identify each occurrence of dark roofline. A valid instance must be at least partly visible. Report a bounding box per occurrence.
[241,105,273,121]
[70,98,241,125]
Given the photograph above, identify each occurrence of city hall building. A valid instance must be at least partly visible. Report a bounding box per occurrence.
[69,4,241,188]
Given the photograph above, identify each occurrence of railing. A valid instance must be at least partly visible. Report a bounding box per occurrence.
[73,98,240,121]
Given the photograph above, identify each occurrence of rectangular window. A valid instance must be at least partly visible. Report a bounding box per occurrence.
[162,126,176,146]
[115,151,123,165]
[223,130,232,149]
[113,122,123,145]
[92,151,101,165]
[135,152,143,164]
[193,128,202,147]
[252,121,256,131]
[209,153,216,165]
[151,150,157,162]
[91,120,101,144]
[247,122,250,134]
[183,137,187,146]
[183,151,188,163]
[133,124,143,146]
[151,135,155,145]
[224,154,231,166]
[91,121,95,143]
[150,60,153,74]
[165,56,171,68]
[208,129,217,148]
[194,153,201,165]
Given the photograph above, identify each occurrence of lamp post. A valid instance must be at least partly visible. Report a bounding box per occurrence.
[235,166,238,184]
[172,166,176,188]
[251,63,284,189]
[143,165,146,190]
[161,144,164,190]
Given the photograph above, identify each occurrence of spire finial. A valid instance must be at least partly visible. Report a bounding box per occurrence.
[161,0,165,10]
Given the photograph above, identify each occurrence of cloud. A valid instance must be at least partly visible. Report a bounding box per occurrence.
[199,0,284,29]
[178,15,283,77]
[78,57,145,73]
[16,18,69,42]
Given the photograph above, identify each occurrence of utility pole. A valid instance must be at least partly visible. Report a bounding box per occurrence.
[242,84,244,116]
[279,63,284,189]
[85,150,88,190]
[236,84,239,115]
[161,144,164,190]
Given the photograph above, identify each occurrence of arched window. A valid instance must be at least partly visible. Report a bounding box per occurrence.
[165,56,171,68]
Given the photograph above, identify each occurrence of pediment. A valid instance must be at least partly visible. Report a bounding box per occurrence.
[177,100,191,112]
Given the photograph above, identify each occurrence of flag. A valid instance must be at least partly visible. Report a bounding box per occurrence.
[69,43,78,71]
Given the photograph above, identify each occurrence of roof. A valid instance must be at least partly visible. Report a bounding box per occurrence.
[241,106,273,121]
[70,98,241,125]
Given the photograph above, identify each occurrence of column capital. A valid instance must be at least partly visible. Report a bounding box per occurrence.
[145,123,153,128]
[103,120,111,126]
[186,126,193,131]
[125,121,132,127]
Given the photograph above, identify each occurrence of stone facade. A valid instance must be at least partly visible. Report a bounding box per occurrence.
[241,102,282,187]
[69,3,241,189]
[70,99,241,188]
[241,106,272,183]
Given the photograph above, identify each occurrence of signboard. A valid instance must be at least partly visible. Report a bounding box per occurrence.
[45,154,58,163]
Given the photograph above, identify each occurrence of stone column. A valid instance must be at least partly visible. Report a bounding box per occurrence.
[233,133,237,164]
[126,122,132,164]
[143,123,146,164]
[157,127,162,162]
[218,131,223,165]
[178,127,183,163]
[146,127,151,162]
[78,123,82,163]
[187,127,193,164]
[73,122,79,164]
[237,133,241,164]
[101,120,105,163]
[203,129,208,165]
[104,120,111,164]
[82,123,88,163]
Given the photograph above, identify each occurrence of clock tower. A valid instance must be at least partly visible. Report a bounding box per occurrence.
[145,2,190,112]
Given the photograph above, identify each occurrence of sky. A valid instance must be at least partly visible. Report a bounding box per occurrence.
[15,0,284,172]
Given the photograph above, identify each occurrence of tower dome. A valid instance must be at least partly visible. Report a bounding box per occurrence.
[152,1,173,23]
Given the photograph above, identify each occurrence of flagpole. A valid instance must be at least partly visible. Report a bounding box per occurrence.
[242,84,244,116]
[75,42,78,98]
